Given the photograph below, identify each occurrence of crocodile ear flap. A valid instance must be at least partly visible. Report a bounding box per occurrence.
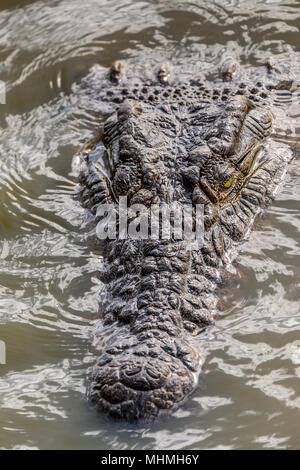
[103,112,120,171]
[238,146,262,175]
[231,107,273,168]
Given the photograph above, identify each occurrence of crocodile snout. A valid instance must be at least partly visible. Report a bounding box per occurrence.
[88,344,197,421]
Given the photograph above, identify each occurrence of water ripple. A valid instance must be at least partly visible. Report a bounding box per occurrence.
[0,0,299,451]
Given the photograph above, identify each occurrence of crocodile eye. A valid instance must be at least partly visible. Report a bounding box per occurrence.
[223,175,233,189]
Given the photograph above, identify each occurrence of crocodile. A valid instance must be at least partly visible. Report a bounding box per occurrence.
[76,53,299,421]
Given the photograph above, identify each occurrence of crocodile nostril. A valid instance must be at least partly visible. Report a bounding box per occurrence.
[121,365,142,376]
[119,360,169,391]
[145,366,162,380]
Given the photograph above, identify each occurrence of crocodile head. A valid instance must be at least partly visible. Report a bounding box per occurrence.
[79,57,297,421]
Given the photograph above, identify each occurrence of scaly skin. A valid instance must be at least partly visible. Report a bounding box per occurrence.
[77,54,299,421]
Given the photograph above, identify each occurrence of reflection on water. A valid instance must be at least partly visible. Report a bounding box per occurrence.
[0,0,299,450]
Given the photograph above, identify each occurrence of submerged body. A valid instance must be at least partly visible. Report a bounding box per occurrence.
[77,54,299,420]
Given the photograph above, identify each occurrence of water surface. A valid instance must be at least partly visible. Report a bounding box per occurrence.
[0,0,299,450]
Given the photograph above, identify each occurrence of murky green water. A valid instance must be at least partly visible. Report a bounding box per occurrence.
[0,0,299,450]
